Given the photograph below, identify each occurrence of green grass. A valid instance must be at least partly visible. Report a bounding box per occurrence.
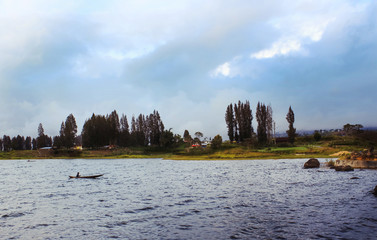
[1,133,374,160]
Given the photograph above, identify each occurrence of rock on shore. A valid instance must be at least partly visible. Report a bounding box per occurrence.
[304,158,320,169]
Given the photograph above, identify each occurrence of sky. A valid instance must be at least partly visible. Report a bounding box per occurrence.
[0,0,376,140]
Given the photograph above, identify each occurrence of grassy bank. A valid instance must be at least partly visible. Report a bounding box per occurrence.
[0,144,344,160]
[1,132,374,160]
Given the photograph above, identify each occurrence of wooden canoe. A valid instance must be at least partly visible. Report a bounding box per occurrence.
[69,174,103,179]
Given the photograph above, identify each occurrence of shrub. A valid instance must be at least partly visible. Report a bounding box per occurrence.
[314,131,322,141]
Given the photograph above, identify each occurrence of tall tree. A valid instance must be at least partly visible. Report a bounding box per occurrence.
[229,100,253,143]
[266,104,274,143]
[24,136,31,150]
[136,114,146,146]
[119,114,130,147]
[130,115,137,146]
[107,110,120,145]
[82,114,109,148]
[37,123,47,148]
[14,135,25,150]
[60,114,78,148]
[120,114,129,133]
[256,102,267,145]
[242,100,253,140]
[148,110,164,146]
[286,106,296,144]
[225,104,235,142]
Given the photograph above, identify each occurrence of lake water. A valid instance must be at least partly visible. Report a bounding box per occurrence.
[1,158,377,239]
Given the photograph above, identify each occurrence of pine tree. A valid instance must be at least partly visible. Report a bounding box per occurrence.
[37,123,46,148]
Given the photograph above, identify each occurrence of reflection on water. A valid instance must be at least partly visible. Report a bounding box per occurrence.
[1,158,377,239]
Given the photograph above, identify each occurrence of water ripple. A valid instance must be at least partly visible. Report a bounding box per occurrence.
[1,158,377,239]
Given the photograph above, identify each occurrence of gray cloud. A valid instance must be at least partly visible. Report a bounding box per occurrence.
[0,0,376,140]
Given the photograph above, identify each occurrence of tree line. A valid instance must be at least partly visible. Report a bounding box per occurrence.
[81,110,175,148]
[0,109,180,152]
[225,100,296,145]
[0,102,297,152]
[0,123,54,151]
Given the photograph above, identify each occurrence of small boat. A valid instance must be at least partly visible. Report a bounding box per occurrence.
[69,174,103,179]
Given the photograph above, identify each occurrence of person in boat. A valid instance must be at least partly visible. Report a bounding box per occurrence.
[76,172,80,177]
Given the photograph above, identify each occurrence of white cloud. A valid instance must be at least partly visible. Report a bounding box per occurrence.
[251,39,301,59]
[251,12,334,59]
[210,56,244,78]
[212,62,231,77]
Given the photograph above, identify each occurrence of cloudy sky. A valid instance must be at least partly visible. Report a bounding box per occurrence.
[0,0,376,139]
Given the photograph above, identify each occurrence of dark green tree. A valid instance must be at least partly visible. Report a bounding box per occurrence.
[286,106,296,144]
[225,104,235,142]
[37,123,47,148]
[3,135,11,151]
[25,136,32,150]
[266,104,274,143]
[160,129,175,148]
[256,102,267,145]
[148,110,165,146]
[59,114,78,148]
[130,115,137,146]
[11,136,18,150]
[82,114,110,148]
[228,100,253,143]
[107,110,120,145]
[135,114,146,146]
[119,114,130,147]
[211,134,223,149]
[53,135,63,149]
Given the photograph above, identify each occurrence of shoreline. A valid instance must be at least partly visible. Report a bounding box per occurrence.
[0,151,335,161]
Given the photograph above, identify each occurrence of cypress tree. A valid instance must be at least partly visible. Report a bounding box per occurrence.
[225,104,235,142]
[286,106,296,144]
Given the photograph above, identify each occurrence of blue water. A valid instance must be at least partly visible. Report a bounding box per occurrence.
[1,158,377,239]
